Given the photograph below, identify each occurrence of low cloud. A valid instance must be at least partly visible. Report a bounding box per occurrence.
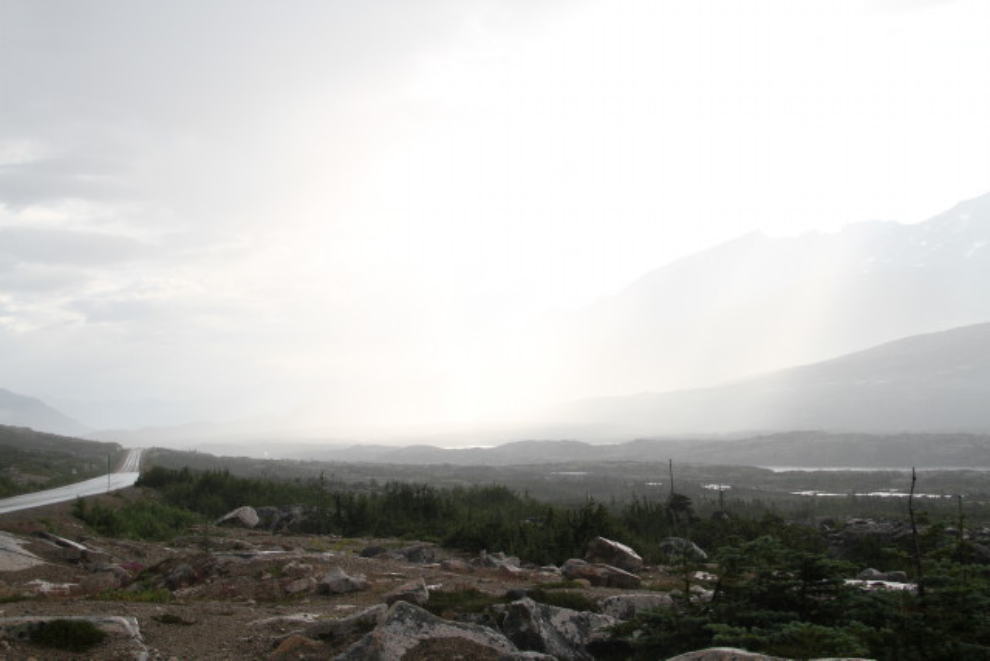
[0,227,151,267]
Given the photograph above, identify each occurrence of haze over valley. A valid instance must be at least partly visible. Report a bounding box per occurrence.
[4,193,990,450]
[6,6,990,658]
[1,0,989,452]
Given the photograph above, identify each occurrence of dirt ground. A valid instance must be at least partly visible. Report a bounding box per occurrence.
[0,489,664,660]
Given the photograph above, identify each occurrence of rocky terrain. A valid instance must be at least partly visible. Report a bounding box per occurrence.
[0,490,661,660]
[0,488,919,660]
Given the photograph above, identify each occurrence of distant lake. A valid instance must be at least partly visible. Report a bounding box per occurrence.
[761,466,990,473]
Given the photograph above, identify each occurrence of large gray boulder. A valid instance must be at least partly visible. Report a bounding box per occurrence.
[501,597,618,661]
[216,506,259,529]
[660,537,709,561]
[333,601,540,660]
[585,536,644,573]
[397,544,437,564]
[599,593,674,620]
[319,567,369,595]
[561,558,642,589]
[473,550,522,570]
[254,504,309,532]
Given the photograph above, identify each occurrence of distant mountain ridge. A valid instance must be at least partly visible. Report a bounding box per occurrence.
[0,388,90,437]
[296,431,990,469]
[523,192,990,401]
[547,321,990,435]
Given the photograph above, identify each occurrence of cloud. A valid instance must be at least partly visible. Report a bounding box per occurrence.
[0,264,93,295]
[0,0,988,430]
[0,156,135,207]
[0,227,151,267]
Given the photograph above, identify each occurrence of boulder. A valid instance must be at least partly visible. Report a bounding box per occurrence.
[300,604,387,640]
[660,537,708,561]
[384,578,430,607]
[255,506,282,529]
[318,568,369,595]
[90,562,133,584]
[360,544,390,559]
[397,544,436,564]
[284,577,317,595]
[473,551,522,571]
[278,504,310,532]
[666,648,790,661]
[561,559,642,589]
[599,593,674,620]
[501,597,618,661]
[254,504,310,532]
[857,568,908,582]
[334,601,536,660]
[216,506,260,529]
[164,562,198,591]
[585,536,643,573]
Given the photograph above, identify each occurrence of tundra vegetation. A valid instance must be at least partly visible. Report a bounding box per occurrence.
[98,463,990,659]
[0,426,125,497]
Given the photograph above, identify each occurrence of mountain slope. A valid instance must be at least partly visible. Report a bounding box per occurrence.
[0,388,90,436]
[300,432,990,468]
[551,322,990,434]
[516,192,990,403]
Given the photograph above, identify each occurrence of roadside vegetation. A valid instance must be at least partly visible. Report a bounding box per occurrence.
[72,497,200,541]
[120,463,990,659]
[0,426,125,498]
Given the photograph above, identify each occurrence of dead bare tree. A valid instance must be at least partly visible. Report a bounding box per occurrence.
[908,467,925,599]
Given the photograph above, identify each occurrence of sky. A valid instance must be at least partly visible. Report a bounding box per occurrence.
[1,0,989,431]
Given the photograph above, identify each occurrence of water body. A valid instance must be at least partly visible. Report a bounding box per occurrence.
[761,466,990,473]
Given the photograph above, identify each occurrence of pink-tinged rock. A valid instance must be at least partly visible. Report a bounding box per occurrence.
[384,578,429,607]
[284,577,317,595]
[585,536,643,573]
[216,506,260,528]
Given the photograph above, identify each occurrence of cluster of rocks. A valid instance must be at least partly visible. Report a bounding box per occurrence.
[259,533,704,660]
[218,504,311,533]
[0,531,148,599]
[4,504,926,660]
[273,582,663,660]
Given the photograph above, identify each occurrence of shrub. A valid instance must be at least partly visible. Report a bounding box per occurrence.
[73,498,199,541]
[29,619,107,653]
[424,588,505,616]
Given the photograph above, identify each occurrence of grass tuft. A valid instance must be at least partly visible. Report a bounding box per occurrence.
[423,588,505,616]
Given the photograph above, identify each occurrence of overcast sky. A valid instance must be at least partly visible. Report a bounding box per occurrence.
[1,0,989,430]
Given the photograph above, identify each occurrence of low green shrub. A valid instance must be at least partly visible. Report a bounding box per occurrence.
[29,619,107,653]
[424,588,506,616]
[73,498,199,541]
[92,587,172,603]
[151,613,195,625]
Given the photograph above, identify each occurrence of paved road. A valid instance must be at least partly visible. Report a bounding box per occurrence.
[0,448,143,515]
